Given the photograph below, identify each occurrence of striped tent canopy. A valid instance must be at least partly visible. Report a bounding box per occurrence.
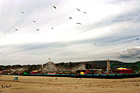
[117,67,127,70]
[32,70,38,72]
[116,67,133,74]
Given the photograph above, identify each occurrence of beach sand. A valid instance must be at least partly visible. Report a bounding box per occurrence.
[0,75,140,93]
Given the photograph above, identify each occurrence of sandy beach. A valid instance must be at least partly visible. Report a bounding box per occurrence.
[0,75,140,93]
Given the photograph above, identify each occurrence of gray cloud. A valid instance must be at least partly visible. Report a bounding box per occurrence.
[110,9,140,22]
[80,8,140,33]
[106,0,132,5]
[117,47,140,59]
[0,0,140,64]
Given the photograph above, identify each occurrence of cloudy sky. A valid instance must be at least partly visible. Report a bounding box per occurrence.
[0,0,140,65]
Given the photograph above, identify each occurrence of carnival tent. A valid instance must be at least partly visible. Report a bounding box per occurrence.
[30,70,39,74]
[117,67,127,70]
[80,72,85,75]
[116,68,133,74]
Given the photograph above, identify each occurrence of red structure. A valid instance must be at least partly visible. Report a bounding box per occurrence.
[107,59,111,74]
[30,70,40,74]
[117,68,133,74]
[85,69,90,74]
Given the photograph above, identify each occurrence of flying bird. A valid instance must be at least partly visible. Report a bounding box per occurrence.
[76,8,80,11]
[136,38,139,40]
[53,6,57,9]
[36,29,40,31]
[21,11,24,14]
[83,12,87,14]
[15,29,18,31]
[33,20,36,22]
[69,17,72,19]
[76,22,82,25]
[51,27,54,29]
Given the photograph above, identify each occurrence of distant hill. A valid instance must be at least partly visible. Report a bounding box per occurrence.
[0,60,140,71]
[55,60,140,71]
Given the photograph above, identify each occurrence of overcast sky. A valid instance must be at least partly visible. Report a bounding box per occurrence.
[0,0,140,65]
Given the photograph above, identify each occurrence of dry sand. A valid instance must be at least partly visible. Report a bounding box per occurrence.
[0,75,140,93]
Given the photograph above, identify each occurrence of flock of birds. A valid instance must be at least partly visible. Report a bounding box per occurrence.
[15,5,139,40]
[15,6,140,41]
[14,5,140,58]
[15,6,86,32]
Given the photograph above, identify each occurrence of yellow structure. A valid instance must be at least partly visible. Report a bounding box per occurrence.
[80,72,85,75]
[117,68,127,70]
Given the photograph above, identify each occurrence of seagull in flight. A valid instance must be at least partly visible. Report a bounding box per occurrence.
[53,6,57,9]
[76,22,82,25]
[76,8,80,11]
[36,29,40,31]
[83,12,87,14]
[136,38,139,40]
[33,20,36,22]
[15,29,18,31]
[21,11,24,14]
[69,17,72,19]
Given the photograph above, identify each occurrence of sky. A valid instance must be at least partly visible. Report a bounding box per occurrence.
[0,0,140,65]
